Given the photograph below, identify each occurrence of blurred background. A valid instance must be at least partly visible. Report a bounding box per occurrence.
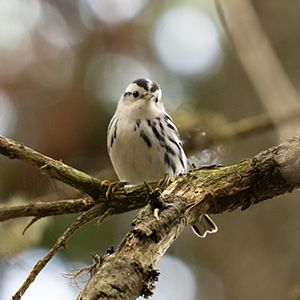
[1,0,300,299]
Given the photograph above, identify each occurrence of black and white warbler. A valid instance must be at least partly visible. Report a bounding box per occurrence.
[107,78,217,237]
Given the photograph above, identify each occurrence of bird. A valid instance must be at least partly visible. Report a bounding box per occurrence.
[107,78,217,238]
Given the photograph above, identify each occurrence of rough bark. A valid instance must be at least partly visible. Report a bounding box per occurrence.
[81,135,300,300]
[1,134,300,299]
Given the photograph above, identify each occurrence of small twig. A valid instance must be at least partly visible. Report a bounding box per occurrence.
[0,135,105,199]
[22,216,41,235]
[63,251,102,290]
[0,198,95,222]
[96,206,114,226]
[63,248,114,300]
[11,203,109,300]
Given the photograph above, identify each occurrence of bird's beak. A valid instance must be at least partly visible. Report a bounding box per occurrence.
[143,92,155,100]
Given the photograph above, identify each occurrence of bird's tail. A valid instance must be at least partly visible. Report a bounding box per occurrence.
[191,214,218,238]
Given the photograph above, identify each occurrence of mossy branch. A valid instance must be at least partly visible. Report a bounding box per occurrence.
[1,134,300,299]
[81,135,300,300]
[0,135,105,200]
[1,132,299,229]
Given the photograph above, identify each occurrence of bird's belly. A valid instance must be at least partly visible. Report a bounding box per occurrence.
[109,125,167,185]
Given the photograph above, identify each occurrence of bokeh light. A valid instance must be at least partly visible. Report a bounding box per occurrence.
[79,0,149,26]
[0,248,78,300]
[27,46,75,95]
[137,255,197,300]
[36,2,75,48]
[0,91,17,136]
[154,5,223,77]
[85,52,150,108]
[0,0,41,45]
[0,0,41,82]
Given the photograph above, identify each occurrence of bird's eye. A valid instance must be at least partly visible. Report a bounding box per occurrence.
[132,91,139,98]
[155,97,159,103]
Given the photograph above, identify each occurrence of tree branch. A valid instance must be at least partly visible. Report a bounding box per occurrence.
[1,133,300,299]
[182,109,300,153]
[11,203,110,300]
[0,135,105,200]
[1,134,300,226]
[0,198,95,222]
[81,135,300,299]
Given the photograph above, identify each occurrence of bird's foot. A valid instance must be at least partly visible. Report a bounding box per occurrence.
[101,180,125,199]
[158,173,175,190]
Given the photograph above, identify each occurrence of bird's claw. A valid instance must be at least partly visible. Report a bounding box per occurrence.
[101,180,110,187]
[101,180,125,199]
[158,173,175,190]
